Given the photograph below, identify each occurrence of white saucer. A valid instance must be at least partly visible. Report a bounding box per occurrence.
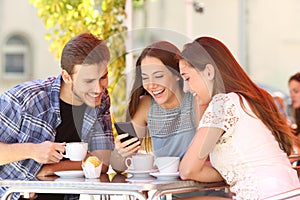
[125,169,158,178]
[54,170,84,178]
[150,171,180,181]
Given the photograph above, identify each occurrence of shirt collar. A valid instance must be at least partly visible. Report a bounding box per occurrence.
[50,74,63,116]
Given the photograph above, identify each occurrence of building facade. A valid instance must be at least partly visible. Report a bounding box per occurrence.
[1,0,299,94]
[0,0,59,94]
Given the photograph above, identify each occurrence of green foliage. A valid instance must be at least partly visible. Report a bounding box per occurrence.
[29,0,127,122]
[133,0,156,9]
[133,0,146,8]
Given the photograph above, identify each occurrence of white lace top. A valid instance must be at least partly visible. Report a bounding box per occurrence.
[199,92,300,199]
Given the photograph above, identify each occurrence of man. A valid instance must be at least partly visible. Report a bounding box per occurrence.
[0,33,115,200]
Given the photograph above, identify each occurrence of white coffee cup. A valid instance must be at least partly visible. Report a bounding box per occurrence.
[125,153,154,171]
[63,142,88,161]
[155,156,179,173]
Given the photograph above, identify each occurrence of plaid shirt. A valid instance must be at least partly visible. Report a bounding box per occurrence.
[0,75,114,200]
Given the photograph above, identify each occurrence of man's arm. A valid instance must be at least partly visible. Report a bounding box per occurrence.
[0,141,65,165]
[37,149,112,177]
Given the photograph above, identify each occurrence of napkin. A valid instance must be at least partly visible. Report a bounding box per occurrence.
[82,162,102,179]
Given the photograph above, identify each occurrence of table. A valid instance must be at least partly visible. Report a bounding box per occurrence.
[0,173,228,200]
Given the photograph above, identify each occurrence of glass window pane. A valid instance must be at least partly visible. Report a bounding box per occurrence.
[5,54,25,73]
[6,36,25,45]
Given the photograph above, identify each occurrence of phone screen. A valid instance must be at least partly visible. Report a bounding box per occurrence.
[114,122,137,143]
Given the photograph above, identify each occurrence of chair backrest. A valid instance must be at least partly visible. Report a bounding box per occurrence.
[263,187,300,200]
[293,166,300,177]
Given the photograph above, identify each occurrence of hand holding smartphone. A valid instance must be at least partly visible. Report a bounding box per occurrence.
[114,122,138,143]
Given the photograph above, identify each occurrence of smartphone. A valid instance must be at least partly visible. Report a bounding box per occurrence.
[114,122,137,143]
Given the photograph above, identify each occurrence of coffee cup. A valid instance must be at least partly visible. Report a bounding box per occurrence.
[125,153,154,171]
[63,142,88,161]
[154,156,179,173]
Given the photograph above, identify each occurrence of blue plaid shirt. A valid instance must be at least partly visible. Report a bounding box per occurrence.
[0,75,114,199]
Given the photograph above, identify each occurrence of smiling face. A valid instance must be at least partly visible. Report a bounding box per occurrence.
[141,56,182,108]
[62,62,108,107]
[289,79,300,109]
[179,59,212,105]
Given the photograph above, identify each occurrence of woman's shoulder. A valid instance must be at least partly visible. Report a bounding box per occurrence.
[135,95,151,116]
[208,93,241,120]
[212,92,239,104]
[213,92,239,99]
[139,95,152,106]
[200,92,240,131]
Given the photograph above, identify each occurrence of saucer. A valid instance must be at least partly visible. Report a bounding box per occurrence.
[150,171,180,181]
[54,170,84,178]
[125,169,158,178]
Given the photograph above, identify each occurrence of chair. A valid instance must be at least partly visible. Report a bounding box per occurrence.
[263,187,300,200]
[290,154,300,167]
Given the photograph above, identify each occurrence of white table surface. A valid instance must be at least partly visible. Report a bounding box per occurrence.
[0,173,228,200]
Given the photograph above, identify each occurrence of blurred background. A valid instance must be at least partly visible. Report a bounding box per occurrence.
[0,0,298,121]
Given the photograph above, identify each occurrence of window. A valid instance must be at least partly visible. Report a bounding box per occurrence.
[2,35,30,78]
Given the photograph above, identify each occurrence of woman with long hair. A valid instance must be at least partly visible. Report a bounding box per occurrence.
[178,36,300,199]
[111,40,228,198]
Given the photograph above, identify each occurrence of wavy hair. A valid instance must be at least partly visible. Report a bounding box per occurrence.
[180,36,294,155]
[127,41,182,120]
[126,41,181,152]
[61,32,110,74]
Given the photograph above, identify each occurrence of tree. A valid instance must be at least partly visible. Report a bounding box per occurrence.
[29,0,128,122]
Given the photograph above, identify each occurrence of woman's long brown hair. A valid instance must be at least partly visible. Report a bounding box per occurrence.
[126,41,182,152]
[181,36,294,155]
[127,41,182,120]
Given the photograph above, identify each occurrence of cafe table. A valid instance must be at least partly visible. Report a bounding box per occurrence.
[0,172,228,200]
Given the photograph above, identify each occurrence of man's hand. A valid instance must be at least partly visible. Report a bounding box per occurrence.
[0,141,65,165]
[32,141,65,164]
